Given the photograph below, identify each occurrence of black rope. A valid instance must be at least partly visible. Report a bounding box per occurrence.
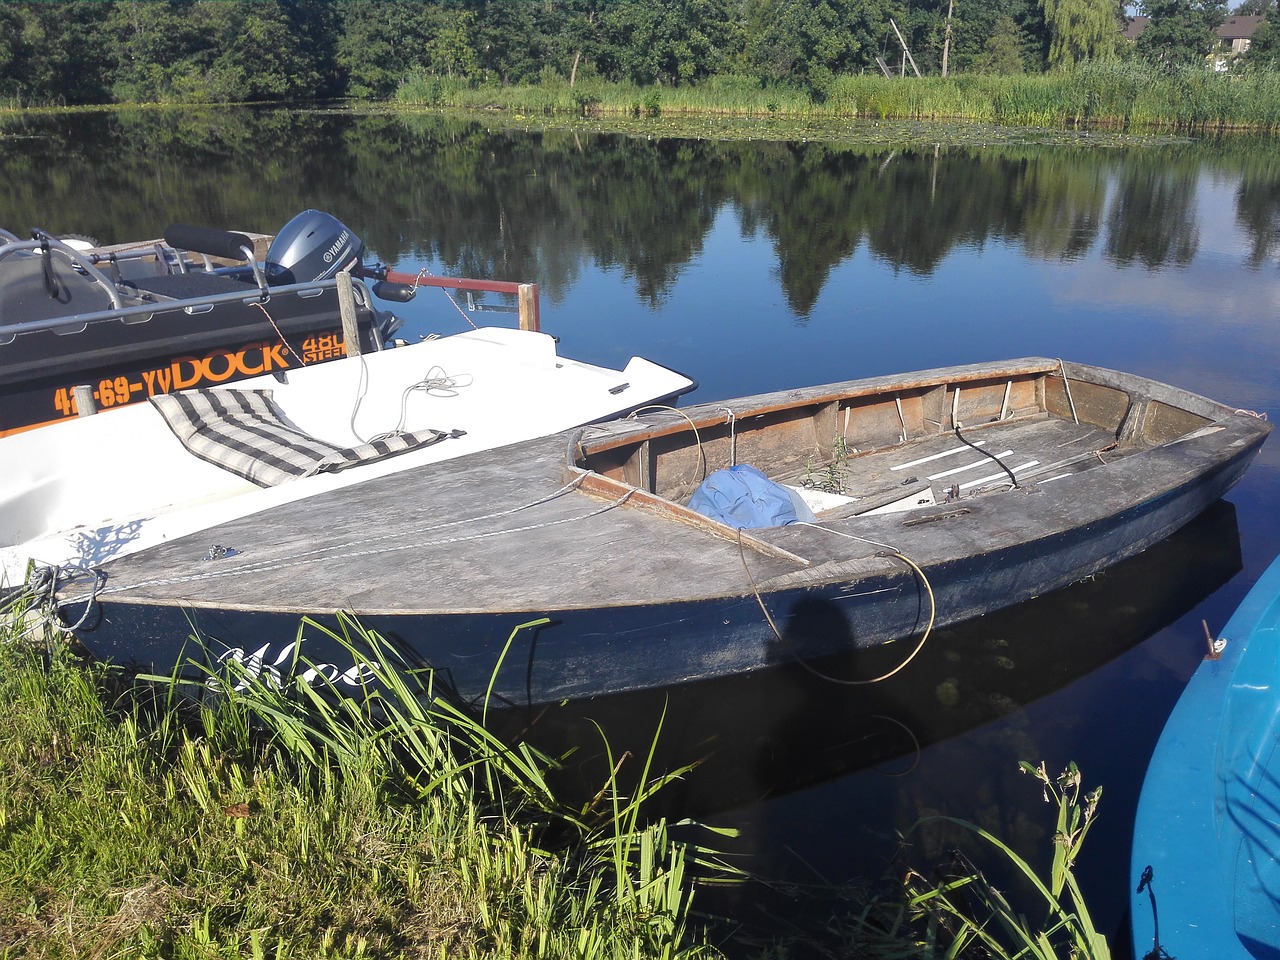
[954,422,1019,489]
[39,237,62,300]
[1137,865,1174,960]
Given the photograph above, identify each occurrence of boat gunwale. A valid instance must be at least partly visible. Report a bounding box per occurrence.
[575,357,1066,456]
[573,358,1246,464]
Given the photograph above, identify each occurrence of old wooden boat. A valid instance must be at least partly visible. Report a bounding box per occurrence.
[49,358,1268,708]
[0,209,465,437]
[1131,550,1280,960]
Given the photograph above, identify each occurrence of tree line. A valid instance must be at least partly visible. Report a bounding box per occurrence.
[1,0,1277,107]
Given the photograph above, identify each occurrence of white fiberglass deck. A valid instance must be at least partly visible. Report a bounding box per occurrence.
[0,327,692,583]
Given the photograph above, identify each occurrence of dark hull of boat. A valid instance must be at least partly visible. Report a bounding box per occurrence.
[0,285,381,436]
[58,424,1263,708]
[497,499,1243,818]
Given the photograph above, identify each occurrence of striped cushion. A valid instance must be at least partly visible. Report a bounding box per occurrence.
[150,389,456,487]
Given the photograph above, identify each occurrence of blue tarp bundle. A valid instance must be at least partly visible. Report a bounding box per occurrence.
[687,464,815,529]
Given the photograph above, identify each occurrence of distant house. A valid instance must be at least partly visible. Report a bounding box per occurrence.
[1121,15,1149,42]
[1213,14,1263,68]
[1216,14,1263,54]
[1119,12,1264,68]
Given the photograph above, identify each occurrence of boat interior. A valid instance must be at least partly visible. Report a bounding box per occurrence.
[0,229,264,329]
[573,363,1218,522]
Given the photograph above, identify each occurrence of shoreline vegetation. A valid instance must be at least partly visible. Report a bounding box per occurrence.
[1,605,1112,958]
[393,64,1280,133]
[4,62,1280,136]
[0,614,722,959]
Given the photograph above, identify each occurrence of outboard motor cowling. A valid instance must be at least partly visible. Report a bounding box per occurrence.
[265,209,365,284]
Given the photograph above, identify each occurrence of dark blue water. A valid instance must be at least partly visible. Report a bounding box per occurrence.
[9,108,1280,953]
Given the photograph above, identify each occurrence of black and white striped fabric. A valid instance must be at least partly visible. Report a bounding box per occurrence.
[150,389,453,487]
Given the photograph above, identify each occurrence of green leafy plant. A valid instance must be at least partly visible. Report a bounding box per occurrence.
[1,609,728,958]
[181,613,732,956]
[803,434,855,495]
[817,760,1109,959]
[901,760,1110,959]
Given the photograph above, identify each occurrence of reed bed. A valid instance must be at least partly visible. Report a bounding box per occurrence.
[397,64,1280,133]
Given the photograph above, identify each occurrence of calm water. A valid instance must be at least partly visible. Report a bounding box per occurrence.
[6,107,1280,953]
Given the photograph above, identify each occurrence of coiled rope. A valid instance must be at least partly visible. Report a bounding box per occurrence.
[8,563,106,638]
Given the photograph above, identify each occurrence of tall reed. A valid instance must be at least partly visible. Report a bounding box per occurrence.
[395,64,1280,132]
[823,760,1111,959]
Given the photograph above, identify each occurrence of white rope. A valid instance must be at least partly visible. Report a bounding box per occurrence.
[735,527,936,686]
[349,355,472,444]
[366,365,474,442]
[626,404,709,480]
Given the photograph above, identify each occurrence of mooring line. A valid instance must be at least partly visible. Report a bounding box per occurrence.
[76,485,630,598]
[735,527,936,685]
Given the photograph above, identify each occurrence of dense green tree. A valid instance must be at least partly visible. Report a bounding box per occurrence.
[106,1,209,102]
[337,2,437,98]
[1136,0,1226,66]
[472,1,555,84]
[558,0,611,84]
[595,0,734,85]
[0,6,28,100]
[1241,0,1280,66]
[102,0,339,103]
[973,14,1031,70]
[1,2,114,104]
[744,0,899,92]
[422,6,481,79]
[1041,0,1122,66]
[920,0,1041,73]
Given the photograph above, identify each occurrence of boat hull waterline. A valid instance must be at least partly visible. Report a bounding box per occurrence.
[53,358,1270,708]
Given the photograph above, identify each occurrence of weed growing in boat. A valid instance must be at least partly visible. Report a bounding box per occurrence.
[803,434,855,495]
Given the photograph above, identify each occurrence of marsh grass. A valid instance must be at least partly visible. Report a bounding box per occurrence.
[819,761,1111,959]
[397,64,1280,133]
[0,612,724,958]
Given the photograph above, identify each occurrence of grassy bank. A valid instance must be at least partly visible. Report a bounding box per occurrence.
[398,63,1280,133]
[0,601,1114,958]
[0,613,722,959]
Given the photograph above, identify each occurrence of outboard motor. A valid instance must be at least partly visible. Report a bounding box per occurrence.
[262,209,406,342]
[264,209,365,284]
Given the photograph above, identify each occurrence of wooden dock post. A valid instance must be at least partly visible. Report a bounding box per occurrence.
[518,283,540,332]
[73,385,97,417]
[336,270,363,356]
